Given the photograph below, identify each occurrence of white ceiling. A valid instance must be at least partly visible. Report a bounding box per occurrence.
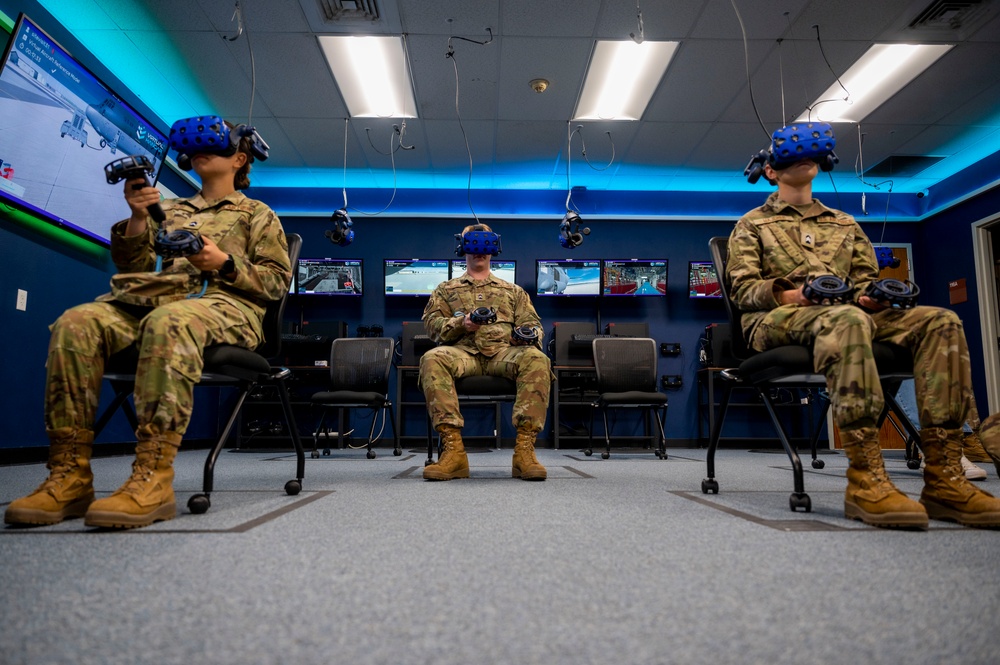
[22,0,1000,220]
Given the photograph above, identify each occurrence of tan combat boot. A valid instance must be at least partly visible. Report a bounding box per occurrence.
[977,413,1000,477]
[423,425,470,481]
[920,427,1000,528]
[512,428,547,481]
[962,430,992,464]
[4,428,95,526]
[84,425,181,529]
[841,428,928,529]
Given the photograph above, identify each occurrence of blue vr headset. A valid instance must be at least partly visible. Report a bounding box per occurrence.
[325,209,354,247]
[745,122,839,184]
[455,230,502,256]
[168,115,270,171]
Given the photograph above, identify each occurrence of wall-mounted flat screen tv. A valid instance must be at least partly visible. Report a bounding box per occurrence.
[0,14,169,246]
[535,259,601,296]
[602,259,668,296]
[688,261,722,299]
[296,258,363,295]
[384,259,451,296]
[451,259,516,283]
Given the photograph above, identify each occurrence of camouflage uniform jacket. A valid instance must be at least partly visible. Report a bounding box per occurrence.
[96,191,292,335]
[727,191,880,339]
[422,272,544,358]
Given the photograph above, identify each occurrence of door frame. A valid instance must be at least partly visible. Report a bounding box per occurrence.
[972,212,1000,412]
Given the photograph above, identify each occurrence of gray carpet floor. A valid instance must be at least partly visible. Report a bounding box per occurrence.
[1,446,999,665]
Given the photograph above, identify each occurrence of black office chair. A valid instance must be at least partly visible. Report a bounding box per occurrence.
[92,233,305,515]
[424,375,517,466]
[703,236,917,512]
[311,337,400,459]
[586,337,668,459]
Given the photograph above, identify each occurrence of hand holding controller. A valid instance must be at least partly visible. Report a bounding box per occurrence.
[104,155,165,223]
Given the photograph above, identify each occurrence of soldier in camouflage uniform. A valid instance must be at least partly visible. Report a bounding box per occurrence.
[5,123,292,529]
[729,146,1000,529]
[420,223,552,481]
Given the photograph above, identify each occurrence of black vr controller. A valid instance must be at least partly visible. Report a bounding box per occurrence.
[864,278,920,309]
[802,274,855,305]
[104,155,165,223]
[559,211,590,249]
[511,325,539,346]
[154,229,204,259]
[470,307,498,325]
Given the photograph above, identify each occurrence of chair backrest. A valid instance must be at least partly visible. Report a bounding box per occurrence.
[708,236,753,362]
[257,232,302,360]
[592,337,658,393]
[327,337,395,393]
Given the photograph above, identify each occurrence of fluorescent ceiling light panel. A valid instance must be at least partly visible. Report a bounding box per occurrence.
[796,43,953,123]
[319,35,417,118]
[573,40,679,121]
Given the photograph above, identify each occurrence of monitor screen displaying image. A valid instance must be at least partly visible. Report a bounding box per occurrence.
[535,259,601,296]
[688,261,722,299]
[0,14,169,246]
[296,258,363,295]
[384,259,451,296]
[602,259,668,296]
[451,259,516,284]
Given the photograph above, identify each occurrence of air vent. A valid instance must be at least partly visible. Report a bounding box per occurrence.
[864,155,945,178]
[317,0,380,22]
[909,0,993,31]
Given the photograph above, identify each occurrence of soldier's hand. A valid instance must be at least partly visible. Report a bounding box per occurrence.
[462,313,481,332]
[778,287,813,306]
[858,295,888,312]
[187,236,229,272]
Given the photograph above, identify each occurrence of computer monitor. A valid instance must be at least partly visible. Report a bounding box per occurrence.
[688,261,722,299]
[296,258,363,295]
[384,259,451,296]
[602,259,668,296]
[451,259,516,283]
[0,13,169,246]
[535,259,601,296]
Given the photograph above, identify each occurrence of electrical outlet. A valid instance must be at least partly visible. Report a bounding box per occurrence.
[660,342,681,356]
[661,374,683,389]
[16,289,27,311]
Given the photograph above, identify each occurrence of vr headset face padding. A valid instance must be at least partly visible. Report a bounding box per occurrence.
[169,115,270,171]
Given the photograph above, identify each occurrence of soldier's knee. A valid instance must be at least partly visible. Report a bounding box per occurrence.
[830,305,875,334]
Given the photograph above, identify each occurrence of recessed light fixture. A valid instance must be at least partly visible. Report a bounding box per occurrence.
[318,35,418,118]
[573,40,679,121]
[796,43,953,123]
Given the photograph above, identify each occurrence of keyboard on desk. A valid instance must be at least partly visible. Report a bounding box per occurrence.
[570,334,618,343]
[281,333,330,343]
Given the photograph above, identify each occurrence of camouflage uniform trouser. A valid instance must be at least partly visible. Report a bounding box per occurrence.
[45,297,260,436]
[419,345,551,432]
[750,304,974,430]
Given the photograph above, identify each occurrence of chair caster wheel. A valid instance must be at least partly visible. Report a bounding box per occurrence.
[906,458,922,470]
[284,479,301,495]
[811,459,825,469]
[701,479,719,494]
[584,449,593,456]
[424,459,434,467]
[322,448,331,456]
[393,448,402,456]
[188,494,210,514]
[310,451,319,459]
[367,450,377,459]
[601,452,610,460]
[790,492,812,512]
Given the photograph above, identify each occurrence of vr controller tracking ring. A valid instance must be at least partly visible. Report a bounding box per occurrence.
[154,229,205,259]
[511,325,539,346]
[470,307,498,325]
[864,278,920,309]
[104,155,165,223]
[802,274,855,305]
